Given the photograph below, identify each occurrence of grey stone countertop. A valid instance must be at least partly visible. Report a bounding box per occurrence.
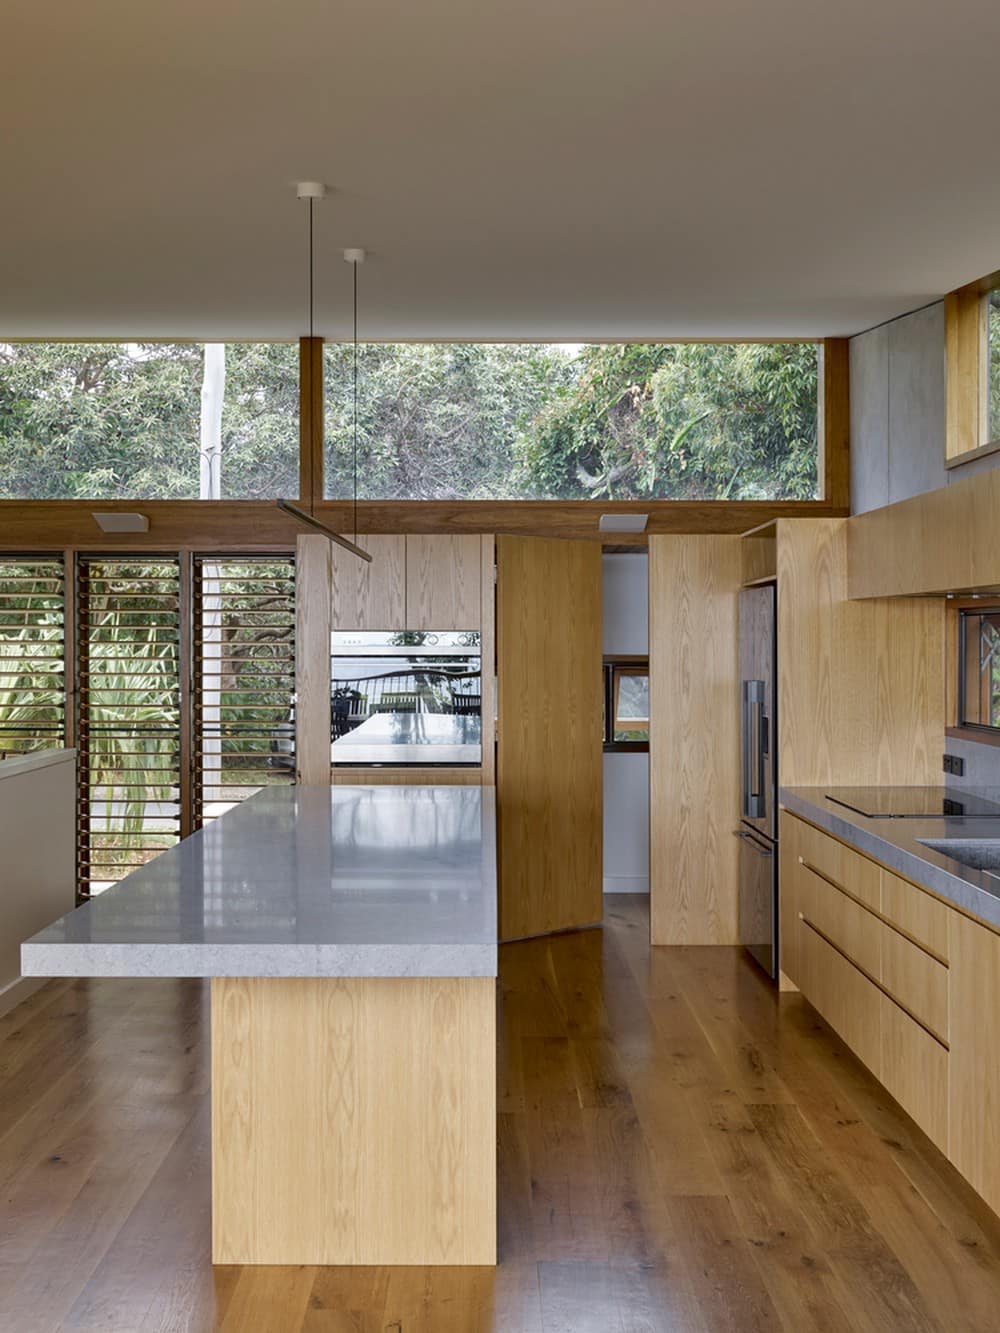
[22,784,497,979]
[780,787,1000,931]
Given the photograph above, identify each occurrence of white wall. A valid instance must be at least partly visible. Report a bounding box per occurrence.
[602,553,649,894]
[0,749,76,1016]
[603,552,648,654]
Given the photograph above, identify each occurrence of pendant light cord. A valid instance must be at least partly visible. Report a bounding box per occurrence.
[353,257,359,546]
[308,198,315,341]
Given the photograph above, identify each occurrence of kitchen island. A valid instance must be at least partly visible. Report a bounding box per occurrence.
[22,784,497,1266]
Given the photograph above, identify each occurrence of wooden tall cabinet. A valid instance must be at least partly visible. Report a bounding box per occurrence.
[297,532,494,785]
[496,536,603,942]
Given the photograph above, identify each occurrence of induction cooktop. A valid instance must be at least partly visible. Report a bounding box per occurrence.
[826,787,1000,819]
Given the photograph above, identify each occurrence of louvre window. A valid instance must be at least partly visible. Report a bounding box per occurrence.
[0,556,66,759]
[4,551,295,897]
[192,556,295,827]
[76,558,182,896]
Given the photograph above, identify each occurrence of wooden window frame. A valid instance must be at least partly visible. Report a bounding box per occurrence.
[0,336,850,550]
[945,272,1000,468]
[946,596,1000,748]
[604,656,649,752]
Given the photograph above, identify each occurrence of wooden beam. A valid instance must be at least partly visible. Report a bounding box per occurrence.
[298,336,324,508]
[821,338,851,508]
[294,534,332,784]
[0,497,850,551]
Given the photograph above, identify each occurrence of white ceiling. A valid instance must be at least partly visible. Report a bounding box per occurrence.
[3,0,1000,340]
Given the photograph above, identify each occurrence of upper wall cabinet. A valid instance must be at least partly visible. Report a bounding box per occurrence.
[331,535,406,630]
[847,466,1000,598]
[406,535,482,630]
[330,534,484,631]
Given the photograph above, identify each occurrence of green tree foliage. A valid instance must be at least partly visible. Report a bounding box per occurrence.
[0,343,298,499]
[989,290,1000,444]
[0,340,818,502]
[324,342,577,499]
[521,342,819,500]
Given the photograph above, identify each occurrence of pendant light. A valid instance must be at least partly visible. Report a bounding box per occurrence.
[278,182,372,564]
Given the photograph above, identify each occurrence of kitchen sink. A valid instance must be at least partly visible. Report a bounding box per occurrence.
[917,839,1000,875]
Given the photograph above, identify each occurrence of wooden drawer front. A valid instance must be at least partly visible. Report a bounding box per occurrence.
[880,870,950,962]
[799,866,881,979]
[778,814,803,986]
[880,995,948,1149]
[795,819,880,910]
[878,923,949,1043]
[799,920,882,1076]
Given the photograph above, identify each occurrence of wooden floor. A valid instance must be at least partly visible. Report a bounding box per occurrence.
[3,895,1000,1331]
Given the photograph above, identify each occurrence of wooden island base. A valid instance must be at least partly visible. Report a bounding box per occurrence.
[211,975,496,1266]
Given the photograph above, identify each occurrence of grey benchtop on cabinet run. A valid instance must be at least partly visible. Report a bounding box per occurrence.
[22,785,497,980]
[780,787,1000,931]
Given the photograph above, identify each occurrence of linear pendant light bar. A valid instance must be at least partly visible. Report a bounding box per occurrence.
[277,499,373,562]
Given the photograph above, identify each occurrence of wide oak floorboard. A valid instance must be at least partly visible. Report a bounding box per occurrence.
[2,896,1000,1331]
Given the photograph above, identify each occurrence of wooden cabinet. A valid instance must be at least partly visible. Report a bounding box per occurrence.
[948,911,1000,1216]
[782,808,1000,1217]
[880,993,949,1147]
[780,811,954,1164]
[330,534,482,631]
[880,868,949,959]
[305,533,495,785]
[330,535,405,630]
[778,813,802,986]
[405,535,482,630]
[796,817,880,910]
[798,917,883,1075]
[879,923,948,1042]
[797,860,881,978]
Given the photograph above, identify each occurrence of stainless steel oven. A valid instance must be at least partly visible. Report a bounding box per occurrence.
[330,631,482,767]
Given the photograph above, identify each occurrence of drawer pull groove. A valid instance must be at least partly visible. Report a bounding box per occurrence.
[799,915,949,1051]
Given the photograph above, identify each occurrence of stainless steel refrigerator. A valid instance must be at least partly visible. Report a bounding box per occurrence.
[737,583,778,980]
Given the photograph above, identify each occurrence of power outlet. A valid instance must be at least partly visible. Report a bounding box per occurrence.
[943,753,965,777]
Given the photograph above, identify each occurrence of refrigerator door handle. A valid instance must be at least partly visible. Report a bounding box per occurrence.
[734,829,774,854]
[742,680,765,819]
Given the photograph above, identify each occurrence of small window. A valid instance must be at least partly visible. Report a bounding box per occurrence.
[604,660,649,748]
[959,607,1000,731]
[988,288,1000,447]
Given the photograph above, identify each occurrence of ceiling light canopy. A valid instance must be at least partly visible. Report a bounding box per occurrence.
[598,514,648,533]
[92,511,150,533]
